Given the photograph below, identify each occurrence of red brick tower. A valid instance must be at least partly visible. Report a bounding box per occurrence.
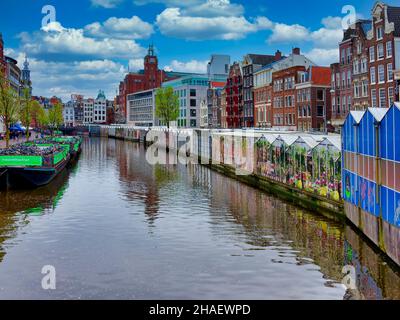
[144,44,161,89]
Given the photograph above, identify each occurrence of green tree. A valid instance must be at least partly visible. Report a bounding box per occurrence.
[19,88,34,141]
[36,105,49,129]
[48,102,63,135]
[155,87,179,130]
[0,70,20,148]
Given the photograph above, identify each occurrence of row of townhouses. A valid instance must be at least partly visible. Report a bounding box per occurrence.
[63,91,113,127]
[121,2,400,133]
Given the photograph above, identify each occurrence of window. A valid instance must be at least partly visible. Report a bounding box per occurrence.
[379,88,386,108]
[376,26,383,40]
[386,41,393,58]
[347,71,351,88]
[190,89,196,97]
[389,87,394,106]
[317,89,324,101]
[190,99,196,107]
[317,106,324,117]
[370,67,376,84]
[190,109,197,117]
[378,43,384,59]
[369,46,375,62]
[378,65,385,83]
[388,63,393,81]
[348,96,352,111]
[371,89,377,108]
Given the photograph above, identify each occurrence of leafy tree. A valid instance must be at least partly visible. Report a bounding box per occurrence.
[30,100,43,129]
[36,105,49,129]
[155,87,179,130]
[48,102,63,135]
[19,88,34,141]
[0,70,20,148]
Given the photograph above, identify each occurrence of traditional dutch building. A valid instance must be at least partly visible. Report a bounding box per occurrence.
[367,2,400,108]
[207,81,225,128]
[352,20,372,111]
[63,101,75,127]
[83,98,94,124]
[330,30,354,130]
[94,90,107,124]
[270,48,315,130]
[220,88,227,129]
[225,62,243,129]
[242,54,277,127]
[295,66,332,132]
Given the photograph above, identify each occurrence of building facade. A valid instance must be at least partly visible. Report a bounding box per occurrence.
[63,101,75,127]
[83,99,94,124]
[94,91,107,124]
[0,33,5,75]
[242,54,278,127]
[295,66,332,132]
[127,89,156,127]
[5,56,21,94]
[220,88,227,129]
[162,76,209,128]
[225,62,243,129]
[367,2,400,109]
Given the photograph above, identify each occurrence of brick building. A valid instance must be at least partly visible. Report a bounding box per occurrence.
[367,2,400,108]
[220,88,227,129]
[225,62,243,128]
[330,31,354,130]
[242,54,278,127]
[295,66,332,132]
[272,64,306,130]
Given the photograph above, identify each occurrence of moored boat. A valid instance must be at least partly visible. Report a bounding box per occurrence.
[0,143,70,189]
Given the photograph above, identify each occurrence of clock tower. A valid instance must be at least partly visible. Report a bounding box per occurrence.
[144,44,160,89]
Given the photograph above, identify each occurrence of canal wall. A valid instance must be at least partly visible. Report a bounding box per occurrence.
[97,124,399,267]
[342,104,400,268]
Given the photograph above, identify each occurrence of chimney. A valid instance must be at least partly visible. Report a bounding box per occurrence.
[275,50,282,61]
[292,47,300,55]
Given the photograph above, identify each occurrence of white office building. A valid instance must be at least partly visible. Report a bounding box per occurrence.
[162,75,209,128]
[127,89,157,127]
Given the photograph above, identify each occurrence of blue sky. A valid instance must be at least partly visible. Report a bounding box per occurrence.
[0,0,395,101]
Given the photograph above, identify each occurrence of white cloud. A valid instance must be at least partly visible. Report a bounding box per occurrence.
[184,0,244,17]
[304,48,338,66]
[19,22,146,60]
[268,23,309,43]
[134,0,201,6]
[164,59,208,73]
[91,0,123,8]
[156,8,271,40]
[267,16,343,50]
[84,16,154,39]
[128,58,144,71]
[10,50,127,101]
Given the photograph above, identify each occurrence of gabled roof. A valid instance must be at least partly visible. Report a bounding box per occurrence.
[247,54,276,66]
[350,110,365,124]
[387,6,400,36]
[293,136,319,150]
[368,107,389,122]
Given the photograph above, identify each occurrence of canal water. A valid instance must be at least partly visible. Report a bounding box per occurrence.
[0,138,399,300]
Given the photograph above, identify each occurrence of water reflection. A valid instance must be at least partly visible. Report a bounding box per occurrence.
[0,137,398,299]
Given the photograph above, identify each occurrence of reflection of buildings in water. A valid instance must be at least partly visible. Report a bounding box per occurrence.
[114,139,161,225]
[344,226,400,300]
[0,168,70,263]
[191,164,344,281]
[190,163,400,300]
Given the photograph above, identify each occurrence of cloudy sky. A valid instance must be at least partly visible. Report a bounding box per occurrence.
[0,0,391,101]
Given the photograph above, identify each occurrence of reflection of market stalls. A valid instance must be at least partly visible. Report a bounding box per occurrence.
[342,104,400,266]
[254,133,341,202]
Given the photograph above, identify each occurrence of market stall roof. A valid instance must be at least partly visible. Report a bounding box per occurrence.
[314,136,341,152]
[273,135,298,148]
[293,136,319,150]
[369,107,389,122]
[350,111,365,124]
